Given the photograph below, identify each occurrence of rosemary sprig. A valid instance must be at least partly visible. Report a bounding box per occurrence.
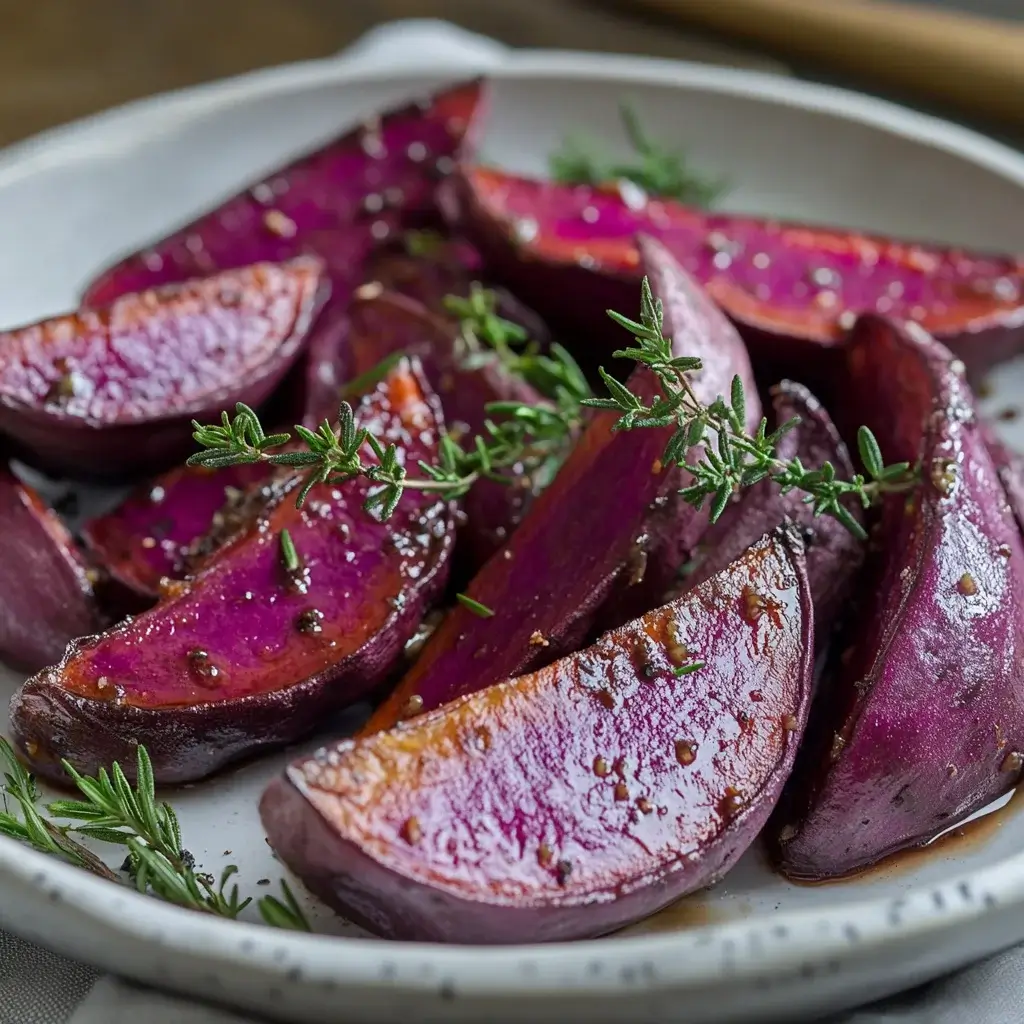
[550,103,729,207]
[188,287,588,519]
[581,278,918,540]
[0,738,309,930]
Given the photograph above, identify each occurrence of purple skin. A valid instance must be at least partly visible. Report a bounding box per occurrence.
[0,466,102,672]
[598,235,762,629]
[0,259,323,481]
[364,242,741,733]
[10,359,456,785]
[260,525,813,943]
[682,381,865,652]
[451,165,1024,385]
[773,316,1024,880]
[81,82,485,424]
[347,287,546,574]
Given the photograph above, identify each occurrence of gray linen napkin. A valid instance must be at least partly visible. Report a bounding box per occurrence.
[1,15,1022,1024]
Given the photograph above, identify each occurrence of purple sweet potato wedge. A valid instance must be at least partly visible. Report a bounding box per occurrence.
[683,381,864,651]
[0,259,322,480]
[365,251,726,733]
[773,316,1024,880]
[347,286,546,571]
[78,297,354,604]
[79,462,272,604]
[260,525,813,943]
[0,466,102,671]
[83,83,484,308]
[453,165,1024,380]
[81,83,484,424]
[10,359,456,785]
[598,235,760,628]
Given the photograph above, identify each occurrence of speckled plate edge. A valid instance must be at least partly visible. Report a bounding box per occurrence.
[1,48,1024,1024]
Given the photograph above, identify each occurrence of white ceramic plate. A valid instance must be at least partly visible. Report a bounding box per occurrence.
[2,48,1024,1024]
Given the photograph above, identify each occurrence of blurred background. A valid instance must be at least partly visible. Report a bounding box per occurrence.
[1,0,1021,148]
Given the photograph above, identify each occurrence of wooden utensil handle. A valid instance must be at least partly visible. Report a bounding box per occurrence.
[622,0,1024,126]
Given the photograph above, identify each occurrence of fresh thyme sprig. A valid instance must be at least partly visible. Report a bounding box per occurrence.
[188,287,588,518]
[189,279,917,538]
[189,398,574,520]
[550,103,729,207]
[581,278,918,540]
[0,739,309,930]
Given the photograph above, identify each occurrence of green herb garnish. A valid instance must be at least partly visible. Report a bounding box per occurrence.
[581,279,917,540]
[187,287,587,523]
[190,280,918,540]
[456,594,495,618]
[338,349,406,400]
[278,528,300,574]
[0,739,308,930]
[672,661,706,677]
[403,229,447,258]
[444,284,592,413]
[550,103,729,207]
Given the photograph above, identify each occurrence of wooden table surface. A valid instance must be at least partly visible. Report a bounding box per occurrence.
[0,0,788,149]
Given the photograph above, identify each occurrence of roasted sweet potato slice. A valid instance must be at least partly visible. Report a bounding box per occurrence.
[260,525,813,943]
[10,359,455,785]
[452,165,1024,380]
[83,83,483,307]
[683,381,864,650]
[773,317,1024,879]
[347,286,546,572]
[81,83,484,423]
[0,259,322,479]
[365,240,746,732]
[0,467,102,671]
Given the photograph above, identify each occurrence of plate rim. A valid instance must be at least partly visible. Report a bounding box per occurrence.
[2,43,1024,1013]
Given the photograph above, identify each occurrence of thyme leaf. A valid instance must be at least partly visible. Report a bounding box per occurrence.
[456,593,495,618]
[0,738,309,929]
[278,529,300,574]
[672,661,706,677]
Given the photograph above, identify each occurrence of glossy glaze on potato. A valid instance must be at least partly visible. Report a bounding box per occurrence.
[452,164,1024,380]
[10,359,455,785]
[0,259,322,479]
[775,317,1024,879]
[82,82,484,424]
[365,241,744,733]
[260,526,813,943]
